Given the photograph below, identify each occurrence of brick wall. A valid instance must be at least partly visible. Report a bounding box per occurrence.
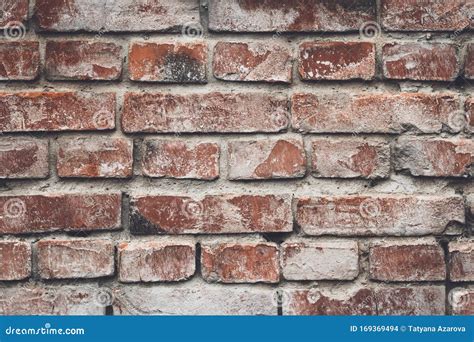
[0,0,473,315]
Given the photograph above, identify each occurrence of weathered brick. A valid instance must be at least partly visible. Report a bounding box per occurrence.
[0,92,116,132]
[45,41,122,81]
[129,42,207,83]
[35,0,200,32]
[122,92,289,133]
[450,287,474,315]
[465,44,474,79]
[376,286,445,315]
[0,193,121,235]
[281,240,359,280]
[466,97,474,133]
[395,137,474,177]
[311,138,390,179]
[0,137,49,179]
[0,241,31,280]
[449,241,474,282]
[141,139,219,180]
[295,195,464,236]
[130,194,292,235]
[213,41,292,83]
[209,0,376,32]
[291,92,461,133]
[299,42,375,81]
[0,0,28,26]
[112,283,275,315]
[383,43,459,81]
[369,241,446,281]
[0,42,39,81]
[201,242,279,283]
[381,0,472,31]
[283,287,376,315]
[37,239,114,279]
[227,137,306,180]
[0,285,104,315]
[57,137,133,178]
[118,241,195,282]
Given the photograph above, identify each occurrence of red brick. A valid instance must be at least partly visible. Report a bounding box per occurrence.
[209,0,376,32]
[0,137,49,179]
[57,137,133,178]
[369,241,446,281]
[122,92,289,133]
[213,42,292,83]
[449,241,474,282]
[466,97,474,133]
[376,286,445,315]
[311,138,390,179]
[130,194,292,235]
[0,0,28,26]
[37,239,114,279]
[0,241,31,280]
[227,137,306,180]
[299,42,375,81]
[0,42,39,81]
[0,193,121,235]
[0,92,116,132]
[395,137,474,177]
[450,288,474,315]
[129,42,207,83]
[281,240,359,280]
[45,41,122,81]
[0,285,104,315]
[142,139,219,180]
[201,242,279,283]
[381,0,472,31]
[112,284,275,315]
[118,241,195,282]
[295,195,464,236]
[284,287,377,315]
[291,92,461,133]
[465,44,474,79]
[35,0,199,32]
[383,43,459,81]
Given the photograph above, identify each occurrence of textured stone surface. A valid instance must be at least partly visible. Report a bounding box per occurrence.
[382,43,460,81]
[213,41,292,83]
[299,42,375,81]
[466,44,474,79]
[311,138,390,179]
[295,195,464,236]
[0,194,121,235]
[227,137,306,180]
[449,241,474,282]
[291,92,461,133]
[0,0,28,26]
[141,140,219,180]
[376,286,446,315]
[201,242,279,283]
[209,0,376,32]
[122,92,289,133]
[281,240,359,280]
[37,239,115,279]
[130,194,292,234]
[129,42,207,83]
[57,137,133,178]
[450,287,474,315]
[118,241,195,282]
[0,92,116,132]
[0,241,31,281]
[0,42,40,80]
[0,137,49,179]
[45,41,122,81]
